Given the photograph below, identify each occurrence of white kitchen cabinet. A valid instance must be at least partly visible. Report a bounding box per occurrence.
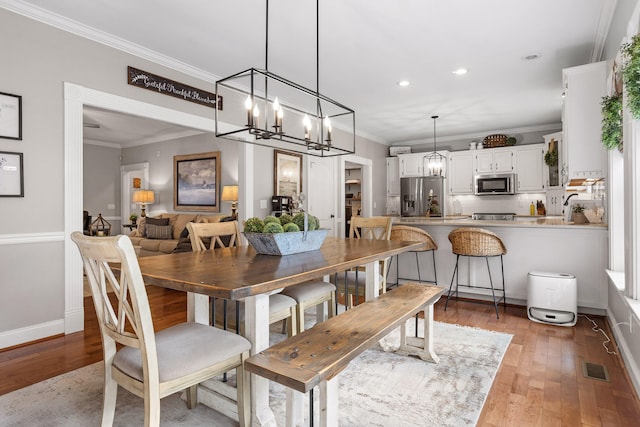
[399,153,425,177]
[399,151,448,177]
[386,157,400,196]
[448,151,474,194]
[562,61,610,180]
[543,132,566,189]
[474,149,513,174]
[515,144,544,192]
[546,188,566,216]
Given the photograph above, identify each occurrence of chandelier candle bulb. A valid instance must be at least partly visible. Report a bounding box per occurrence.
[245,96,253,127]
[272,97,282,129]
[253,104,260,128]
[303,114,312,140]
[325,115,332,143]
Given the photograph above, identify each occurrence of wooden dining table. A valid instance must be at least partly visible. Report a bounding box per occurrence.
[135,236,426,426]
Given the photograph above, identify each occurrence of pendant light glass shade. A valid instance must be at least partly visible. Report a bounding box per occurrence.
[425,115,445,176]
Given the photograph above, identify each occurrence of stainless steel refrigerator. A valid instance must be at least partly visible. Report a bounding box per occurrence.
[401,176,446,217]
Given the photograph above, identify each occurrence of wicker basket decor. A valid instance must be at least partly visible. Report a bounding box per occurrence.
[482,134,515,148]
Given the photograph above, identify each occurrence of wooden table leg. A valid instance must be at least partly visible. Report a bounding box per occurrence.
[364,260,380,301]
[245,294,277,426]
[187,292,210,324]
[396,304,439,363]
[319,377,338,427]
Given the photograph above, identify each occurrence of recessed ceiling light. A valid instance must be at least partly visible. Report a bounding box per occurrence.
[522,53,541,61]
[452,68,467,75]
[397,80,410,87]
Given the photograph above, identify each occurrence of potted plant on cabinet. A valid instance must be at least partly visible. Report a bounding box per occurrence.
[129,213,138,226]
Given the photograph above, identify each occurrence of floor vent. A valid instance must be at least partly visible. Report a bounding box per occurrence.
[582,361,610,382]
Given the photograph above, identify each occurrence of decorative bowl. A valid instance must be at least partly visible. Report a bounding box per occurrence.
[243,229,328,256]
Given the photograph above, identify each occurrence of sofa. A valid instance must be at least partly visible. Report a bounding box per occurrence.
[128,213,229,257]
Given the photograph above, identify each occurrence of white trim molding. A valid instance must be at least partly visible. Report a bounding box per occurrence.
[64,82,218,335]
[0,319,64,349]
[0,232,64,246]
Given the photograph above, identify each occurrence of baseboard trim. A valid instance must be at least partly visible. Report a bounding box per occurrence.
[607,307,640,398]
[65,307,85,334]
[0,319,65,349]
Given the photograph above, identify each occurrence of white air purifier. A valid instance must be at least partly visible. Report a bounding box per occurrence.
[527,271,577,326]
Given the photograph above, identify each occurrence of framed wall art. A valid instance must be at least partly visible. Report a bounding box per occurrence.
[274,149,302,197]
[0,151,24,197]
[173,151,221,212]
[0,92,22,140]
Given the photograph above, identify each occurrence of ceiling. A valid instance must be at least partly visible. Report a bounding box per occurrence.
[8,0,618,147]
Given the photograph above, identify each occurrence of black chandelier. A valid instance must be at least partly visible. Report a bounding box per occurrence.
[425,115,445,176]
[214,0,356,157]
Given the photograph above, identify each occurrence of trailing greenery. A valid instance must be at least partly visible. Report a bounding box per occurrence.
[544,148,558,166]
[601,94,623,150]
[622,34,640,119]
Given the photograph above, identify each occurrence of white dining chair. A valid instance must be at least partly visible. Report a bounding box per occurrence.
[71,231,251,426]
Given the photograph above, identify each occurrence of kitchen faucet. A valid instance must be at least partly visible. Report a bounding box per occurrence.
[563,193,579,206]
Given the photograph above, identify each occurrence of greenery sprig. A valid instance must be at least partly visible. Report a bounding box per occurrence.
[601,94,623,151]
[544,147,558,166]
[622,34,640,119]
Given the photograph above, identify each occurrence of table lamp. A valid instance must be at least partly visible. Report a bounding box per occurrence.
[132,189,155,217]
[221,185,239,219]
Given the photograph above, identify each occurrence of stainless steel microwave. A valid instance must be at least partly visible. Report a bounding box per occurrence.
[475,173,516,195]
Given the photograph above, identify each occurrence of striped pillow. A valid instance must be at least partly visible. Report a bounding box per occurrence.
[145,224,173,240]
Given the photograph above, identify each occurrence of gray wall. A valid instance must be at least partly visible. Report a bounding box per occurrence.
[122,133,241,218]
[83,143,122,233]
[0,7,226,340]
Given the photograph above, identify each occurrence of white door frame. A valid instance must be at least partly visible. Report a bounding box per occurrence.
[338,155,373,236]
[63,82,219,333]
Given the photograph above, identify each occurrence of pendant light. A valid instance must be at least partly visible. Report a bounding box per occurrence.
[425,115,445,176]
[214,0,355,157]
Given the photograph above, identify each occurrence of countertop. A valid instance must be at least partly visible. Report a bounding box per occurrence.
[393,215,608,230]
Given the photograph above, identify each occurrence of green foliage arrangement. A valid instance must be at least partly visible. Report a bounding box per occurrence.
[244,212,319,233]
[279,213,293,225]
[244,217,264,233]
[601,94,623,150]
[129,213,138,221]
[622,34,640,119]
[283,223,300,232]
[544,147,558,167]
[262,222,284,233]
[572,204,584,214]
[292,212,318,231]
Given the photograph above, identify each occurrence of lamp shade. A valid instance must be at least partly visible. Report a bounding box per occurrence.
[132,189,155,204]
[221,185,239,202]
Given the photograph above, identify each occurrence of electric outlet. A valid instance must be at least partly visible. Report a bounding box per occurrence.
[373,202,377,209]
[260,199,267,209]
[107,203,115,210]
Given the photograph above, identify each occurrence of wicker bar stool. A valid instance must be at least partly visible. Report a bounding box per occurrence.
[445,227,507,318]
[388,225,438,286]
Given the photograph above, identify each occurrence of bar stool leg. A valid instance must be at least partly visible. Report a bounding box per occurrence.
[445,254,460,311]
[485,256,500,319]
[500,255,506,312]
[415,251,422,283]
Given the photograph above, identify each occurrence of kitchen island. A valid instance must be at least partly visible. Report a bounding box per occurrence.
[390,216,607,312]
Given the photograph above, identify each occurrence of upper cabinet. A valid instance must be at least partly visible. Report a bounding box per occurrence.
[562,61,610,180]
[515,144,544,192]
[398,152,448,177]
[386,157,400,196]
[449,151,474,194]
[543,132,566,189]
[474,149,513,174]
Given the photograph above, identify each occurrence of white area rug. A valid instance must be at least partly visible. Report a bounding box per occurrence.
[0,320,511,426]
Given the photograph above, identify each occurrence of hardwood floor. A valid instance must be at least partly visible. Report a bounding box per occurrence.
[1,286,639,426]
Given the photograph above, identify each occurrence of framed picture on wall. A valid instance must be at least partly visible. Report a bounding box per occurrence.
[0,93,22,140]
[0,151,24,197]
[274,150,302,197]
[173,151,221,212]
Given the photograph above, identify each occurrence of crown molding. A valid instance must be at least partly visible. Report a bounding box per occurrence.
[0,0,221,84]
[394,123,562,146]
[591,0,618,62]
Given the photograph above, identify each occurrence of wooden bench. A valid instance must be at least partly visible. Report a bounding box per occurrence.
[244,282,445,427]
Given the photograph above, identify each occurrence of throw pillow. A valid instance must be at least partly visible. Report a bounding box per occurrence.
[144,217,170,237]
[145,224,173,240]
[173,226,193,253]
[136,217,147,237]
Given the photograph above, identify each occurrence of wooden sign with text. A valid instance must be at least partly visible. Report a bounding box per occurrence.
[127,66,222,110]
